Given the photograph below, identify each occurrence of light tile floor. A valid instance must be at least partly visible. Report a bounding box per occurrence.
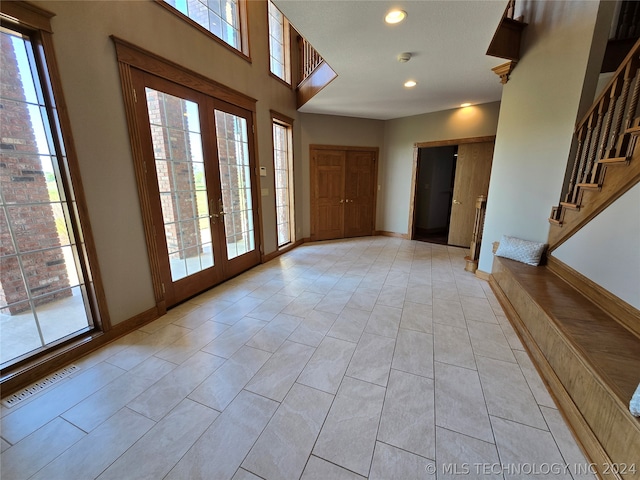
[0,237,596,480]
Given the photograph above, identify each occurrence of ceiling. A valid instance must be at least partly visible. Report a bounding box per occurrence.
[272,0,509,120]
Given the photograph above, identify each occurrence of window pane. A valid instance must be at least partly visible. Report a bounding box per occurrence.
[268,0,288,82]
[272,121,294,247]
[162,0,241,51]
[215,110,255,260]
[0,29,93,366]
[145,88,215,282]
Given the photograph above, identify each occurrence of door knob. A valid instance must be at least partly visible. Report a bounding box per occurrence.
[453,199,461,205]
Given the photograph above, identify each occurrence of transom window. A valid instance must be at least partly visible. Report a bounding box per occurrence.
[159,0,246,54]
[268,0,290,83]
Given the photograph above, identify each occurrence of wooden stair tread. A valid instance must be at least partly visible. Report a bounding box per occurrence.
[576,182,601,189]
[548,217,562,225]
[497,257,640,405]
[597,156,629,164]
[559,201,580,210]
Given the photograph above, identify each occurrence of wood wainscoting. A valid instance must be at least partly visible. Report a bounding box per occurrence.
[490,256,640,480]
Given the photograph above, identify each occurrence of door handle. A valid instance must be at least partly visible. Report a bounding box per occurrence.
[218,199,226,217]
[209,199,217,224]
[453,199,461,205]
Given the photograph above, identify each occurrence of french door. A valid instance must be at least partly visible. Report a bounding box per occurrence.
[133,71,260,307]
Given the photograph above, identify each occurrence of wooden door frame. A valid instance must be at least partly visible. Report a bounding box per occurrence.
[408,136,495,240]
[309,144,379,240]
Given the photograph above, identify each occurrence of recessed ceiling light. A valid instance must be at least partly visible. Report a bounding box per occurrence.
[385,9,407,24]
[460,102,472,107]
[404,80,417,88]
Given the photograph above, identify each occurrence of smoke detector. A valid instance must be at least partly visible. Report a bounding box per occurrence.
[397,52,412,63]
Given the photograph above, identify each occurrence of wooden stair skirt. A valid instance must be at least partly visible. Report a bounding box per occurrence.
[490,256,640,480]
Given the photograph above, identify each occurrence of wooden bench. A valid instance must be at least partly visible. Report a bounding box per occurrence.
[490,256,640,480]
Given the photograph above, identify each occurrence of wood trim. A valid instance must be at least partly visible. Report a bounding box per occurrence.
[475,269,491,281]
[111,36,257,112]
[407,146,419,240]
[296,61,337,108]
[487,275,614,480]
[547,255,640,339]
[0,1,54,32]
[1,5,112,390]
[0,306,160,397]
[415,135,496,149]
[411,137,496,245]
[490,258,640,479]
[270,110,295,126]
[261,238,305,263]
[548,146,640,251]
[310,144,379,152]
[252,108,266,260]
[375,230,410,239]
[39,30,111,330]
[270,111,296,247]
[152,0,251,60]
[115,63,166,312]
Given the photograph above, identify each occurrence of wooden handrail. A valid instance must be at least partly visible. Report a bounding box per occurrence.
[551,37,640,220]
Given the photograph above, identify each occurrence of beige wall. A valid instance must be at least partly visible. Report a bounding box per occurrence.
[35,0,298,324]
[379,102,501,235]
[553,185,640,309]
[298,113,385,237]
[478,1,612,273]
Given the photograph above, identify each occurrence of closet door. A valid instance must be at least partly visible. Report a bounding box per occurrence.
[448,141,494,247]
[344,150,377,238]
[310,149,345,241]
[310,146,378,241]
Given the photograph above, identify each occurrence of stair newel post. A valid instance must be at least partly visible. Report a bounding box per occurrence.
[572,113,595,203]
[565,125,587,203]
[606,61,634,158]
[581,96,609,184]
[464,195,487,273]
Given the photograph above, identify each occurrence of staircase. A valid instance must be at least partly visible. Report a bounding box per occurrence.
[489,34,640,480]
[548,38,640,252]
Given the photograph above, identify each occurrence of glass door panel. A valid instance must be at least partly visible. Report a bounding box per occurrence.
[145,88,215,282]
[214,109,255,260]
[131,70,261,307]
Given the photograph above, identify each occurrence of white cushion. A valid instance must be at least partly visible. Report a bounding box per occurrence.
[494,235,546,266]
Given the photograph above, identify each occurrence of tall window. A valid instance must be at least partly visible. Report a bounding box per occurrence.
[159,0,246,54]
[0,10,99,367]
[272,116,294,247]
[268,0,290,83]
